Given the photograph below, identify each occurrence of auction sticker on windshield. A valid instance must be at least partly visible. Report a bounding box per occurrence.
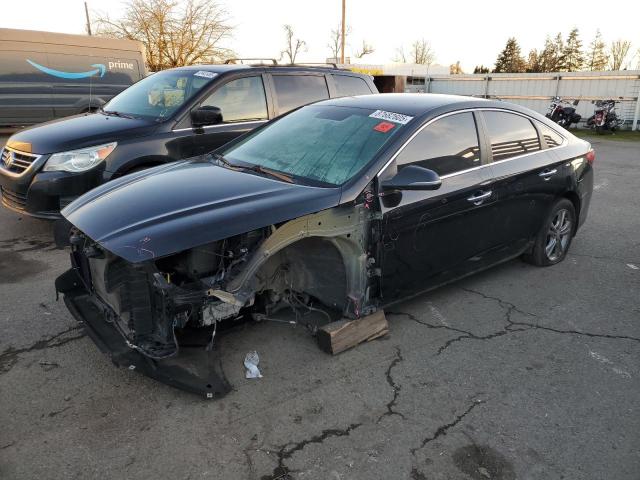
[369,110,413,124]
[194,71,217,79]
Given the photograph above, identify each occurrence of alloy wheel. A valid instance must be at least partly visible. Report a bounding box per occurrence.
[545,208,572,261]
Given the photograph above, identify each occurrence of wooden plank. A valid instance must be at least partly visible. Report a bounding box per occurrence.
[316,310,388,355]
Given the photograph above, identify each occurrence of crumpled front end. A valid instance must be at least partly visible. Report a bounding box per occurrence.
[56,243,235,398]
[56,197,382,397]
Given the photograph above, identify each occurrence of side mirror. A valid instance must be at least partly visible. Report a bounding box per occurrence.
[381,165,442,191]
[191,106,222,127]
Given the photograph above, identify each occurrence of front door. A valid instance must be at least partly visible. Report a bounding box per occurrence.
[189,75,270,156]
[379,111,497,303]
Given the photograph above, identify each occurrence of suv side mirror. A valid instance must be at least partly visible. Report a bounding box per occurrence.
[381,165,442,191]
[191,106,222,127]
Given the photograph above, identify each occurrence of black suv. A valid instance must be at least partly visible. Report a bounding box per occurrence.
[0,63,377,218]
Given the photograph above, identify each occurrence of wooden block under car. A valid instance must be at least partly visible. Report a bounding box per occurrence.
[317,310,389,355]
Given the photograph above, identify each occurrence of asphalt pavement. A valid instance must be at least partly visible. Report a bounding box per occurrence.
[0,135,638,479]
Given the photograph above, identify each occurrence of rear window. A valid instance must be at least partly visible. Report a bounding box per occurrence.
[483,111,541,161]
[332,74,371,97]
[537,123,564,148]
[272,75,329,114]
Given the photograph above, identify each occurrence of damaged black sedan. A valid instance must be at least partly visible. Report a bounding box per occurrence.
[56,94,594,397]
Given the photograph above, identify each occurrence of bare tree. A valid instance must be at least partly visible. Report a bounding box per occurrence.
[392,46,407,63]
[609,39,632,70]
[94,0,233,71]
[449,61,463,74]
[393,39,435,65]
[410,39,435,65]
[280,24,306,64]
[354,40,374,59]
[328,24,350,61]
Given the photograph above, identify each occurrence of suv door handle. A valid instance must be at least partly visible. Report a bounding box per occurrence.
[467,190,492,205]
[539,168,558,180]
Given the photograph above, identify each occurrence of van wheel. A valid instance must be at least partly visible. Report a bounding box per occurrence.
[523,199,576,267]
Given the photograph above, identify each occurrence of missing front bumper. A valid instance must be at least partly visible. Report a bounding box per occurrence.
[56,268,231,398]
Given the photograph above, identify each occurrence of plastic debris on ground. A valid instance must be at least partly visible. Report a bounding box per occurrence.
[244,351,263,379]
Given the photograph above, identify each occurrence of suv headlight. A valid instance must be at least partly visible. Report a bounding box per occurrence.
[44,142,117,172]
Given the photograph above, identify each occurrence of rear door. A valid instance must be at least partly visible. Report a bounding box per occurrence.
[379,111,496,302]
[479,110,568,255]
[268,72,330,115]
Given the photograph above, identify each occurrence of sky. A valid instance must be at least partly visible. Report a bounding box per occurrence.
[1,0,639,71]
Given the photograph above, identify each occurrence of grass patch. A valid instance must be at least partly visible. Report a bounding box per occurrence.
[568,128,640,142]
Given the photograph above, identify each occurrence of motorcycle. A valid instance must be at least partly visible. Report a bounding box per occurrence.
[546,96,581,128]
[586,99,624,132]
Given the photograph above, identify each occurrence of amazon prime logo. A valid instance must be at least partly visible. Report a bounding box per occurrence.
[26,59,106,79]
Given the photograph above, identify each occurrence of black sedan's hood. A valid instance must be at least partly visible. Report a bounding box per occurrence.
[62,159,342,263]
[7,113,156,155]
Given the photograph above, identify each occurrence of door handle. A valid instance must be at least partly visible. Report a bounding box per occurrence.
[539,168,557,180]
[467,190,492,205]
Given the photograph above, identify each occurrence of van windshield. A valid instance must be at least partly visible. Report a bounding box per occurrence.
[103,70,217,120]
[219,105,409,186]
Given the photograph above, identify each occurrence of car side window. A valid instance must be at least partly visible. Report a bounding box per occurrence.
[332,74,371,97]
[272,75,329,114]
[537,123,564,148]
[395,112,481,176]
[201,76,268,123]
[483,111,541,161]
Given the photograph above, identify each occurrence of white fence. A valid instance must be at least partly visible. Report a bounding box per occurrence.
[404,71,640,130]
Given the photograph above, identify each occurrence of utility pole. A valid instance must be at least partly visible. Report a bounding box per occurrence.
[340,0,345,64]
[85,2,92,36]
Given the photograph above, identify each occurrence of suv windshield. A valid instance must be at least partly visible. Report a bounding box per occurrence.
[103,70,217,120]
[220,105,408,186]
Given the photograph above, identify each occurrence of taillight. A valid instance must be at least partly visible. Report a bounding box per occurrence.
[586,149,595,165]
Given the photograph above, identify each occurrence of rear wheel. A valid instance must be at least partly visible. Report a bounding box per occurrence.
[523,199,576,266]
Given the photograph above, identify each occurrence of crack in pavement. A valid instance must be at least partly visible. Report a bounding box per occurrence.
[262,423,362,479]
[377,346,406,422]
[410,399,485,456]
[461,286,640,343]
[0,325,86,373]
[390,287,640,356]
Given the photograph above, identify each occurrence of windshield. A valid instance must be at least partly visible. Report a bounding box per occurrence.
[220,105,409,186]
[103,70,217,120]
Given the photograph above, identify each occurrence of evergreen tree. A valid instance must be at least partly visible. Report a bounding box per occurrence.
[538,34,563,72]
[526,49,543,72]
[553,33,566,71]
[473,65,490,74]
[586,29,608,71]
[494,37,526,73]
[562,28,584,71]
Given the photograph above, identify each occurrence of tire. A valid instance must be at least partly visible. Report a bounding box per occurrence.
[523,199,576,267]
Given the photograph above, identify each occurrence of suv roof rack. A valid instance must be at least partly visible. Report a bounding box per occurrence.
[224,58,278,65]
[223,58,343,70]
[286,62,340,69]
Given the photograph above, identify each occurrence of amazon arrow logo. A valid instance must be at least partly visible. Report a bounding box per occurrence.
[26,59,106,79]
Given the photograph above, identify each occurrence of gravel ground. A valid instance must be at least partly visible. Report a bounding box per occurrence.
[0,135,638,480]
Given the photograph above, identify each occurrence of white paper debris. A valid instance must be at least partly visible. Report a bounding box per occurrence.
[626,263,639,270]
[244,351,263,379]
